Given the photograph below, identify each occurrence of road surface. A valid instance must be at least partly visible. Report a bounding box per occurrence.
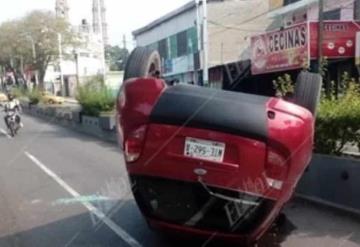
[0,114,359,247]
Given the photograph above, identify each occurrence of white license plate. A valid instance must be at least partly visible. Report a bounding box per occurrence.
[184,138,225,162]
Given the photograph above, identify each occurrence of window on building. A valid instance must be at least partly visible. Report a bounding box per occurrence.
[323,8,341,20]
[284,0,301,6]
[177,30,188,57]
[158,39,168,59]
[169,35,178,59]
[356,0,360,20]
[187,27,198,54]
[148,42,159,52]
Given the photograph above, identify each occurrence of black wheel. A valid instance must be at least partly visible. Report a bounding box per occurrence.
[48,99,55,105]
[9,122,15,137]
[294,72,322,116]
[123,47,161,81]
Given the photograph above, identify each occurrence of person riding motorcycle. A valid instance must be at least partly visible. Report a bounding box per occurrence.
[3,93,23,130]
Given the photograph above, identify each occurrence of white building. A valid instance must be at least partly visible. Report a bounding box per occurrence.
[46,0,108,96]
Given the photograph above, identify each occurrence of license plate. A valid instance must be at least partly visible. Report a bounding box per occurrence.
[184,138,225,162]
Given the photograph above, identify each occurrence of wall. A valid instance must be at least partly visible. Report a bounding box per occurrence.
[208,0,271,65]
[135,8,197,47]
[297,154,360,213]
[269,0,355,30]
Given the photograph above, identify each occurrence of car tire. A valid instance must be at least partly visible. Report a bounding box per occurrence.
[48,99,55,105]
[294,72,322,116]
[123,47,161,81]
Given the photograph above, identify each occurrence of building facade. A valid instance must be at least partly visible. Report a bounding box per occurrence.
[55,0,69,21]
[133,0,360,92]
[93,0,109,46]
[133,0,270,88]
[44,0,108,96]
[263,0,360,88]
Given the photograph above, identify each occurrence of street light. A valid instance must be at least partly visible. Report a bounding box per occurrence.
[96,0,107,84]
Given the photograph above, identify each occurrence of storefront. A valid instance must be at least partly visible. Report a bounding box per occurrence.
[250,21,360,94]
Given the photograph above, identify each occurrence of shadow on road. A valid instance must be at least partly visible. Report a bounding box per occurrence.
[0,199,359,247]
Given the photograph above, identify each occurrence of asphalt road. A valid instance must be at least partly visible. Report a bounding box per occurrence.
[0,114,359,247]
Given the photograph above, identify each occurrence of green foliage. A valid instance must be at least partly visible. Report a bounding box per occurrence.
[105,45,129,71]
[27,89,42,105]
[11,86,27,98]
[273,74,294,97]
[0,10,80,88]
[76,79,115,117]
[315,75,360,155]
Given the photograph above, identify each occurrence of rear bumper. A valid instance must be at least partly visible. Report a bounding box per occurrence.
[131,175,276,243]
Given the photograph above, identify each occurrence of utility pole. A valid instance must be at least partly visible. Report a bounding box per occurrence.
[97,0,107,84]
[202,0,209,86]
[317,0,324,73]
[58,33,65,96]
[195,0,201,85]
[122,34,127,49]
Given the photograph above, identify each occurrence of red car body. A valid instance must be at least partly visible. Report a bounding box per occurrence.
[116,78,314,245]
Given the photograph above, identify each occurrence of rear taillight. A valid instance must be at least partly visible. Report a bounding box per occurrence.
[124,125,147,163]
[118,89,126,108]
[264,147,288,190]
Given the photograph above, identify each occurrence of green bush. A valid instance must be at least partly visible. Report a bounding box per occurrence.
[76,80,115,117]
[315,75,360,155]
[11,86,27,98]
[273,74,294,97]
[27,89,42,105]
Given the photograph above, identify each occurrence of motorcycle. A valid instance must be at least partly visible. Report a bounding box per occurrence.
[5,111,21,137]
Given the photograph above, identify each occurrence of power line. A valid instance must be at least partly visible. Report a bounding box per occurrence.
[208,20,267,33]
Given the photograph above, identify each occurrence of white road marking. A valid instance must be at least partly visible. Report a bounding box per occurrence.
[0,128,11,139]
[24,151,142,247]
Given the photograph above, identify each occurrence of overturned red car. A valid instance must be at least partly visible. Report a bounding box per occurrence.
[116,47,322,245]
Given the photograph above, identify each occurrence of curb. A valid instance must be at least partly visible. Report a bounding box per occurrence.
[22,104,117,144]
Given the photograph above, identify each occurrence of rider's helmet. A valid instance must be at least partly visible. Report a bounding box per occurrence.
[7,93,14,101]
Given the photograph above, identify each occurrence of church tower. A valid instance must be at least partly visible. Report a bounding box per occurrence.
[55,0,69,21]
[92,0,109,46]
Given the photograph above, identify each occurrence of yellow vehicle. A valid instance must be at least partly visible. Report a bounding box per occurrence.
[42,92,65,105]
[0,92,8,102]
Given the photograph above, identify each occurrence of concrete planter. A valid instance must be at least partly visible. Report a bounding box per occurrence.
[45,107,56,118]
[99,114,116,131]
[81,115,100,129]
[297,153,360,213]
[72,111,82,123]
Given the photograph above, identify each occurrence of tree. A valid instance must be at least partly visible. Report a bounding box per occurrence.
[0,10,80,89]
[105,45,129,71]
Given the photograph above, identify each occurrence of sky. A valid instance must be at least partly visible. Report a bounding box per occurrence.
[0,0,191,47]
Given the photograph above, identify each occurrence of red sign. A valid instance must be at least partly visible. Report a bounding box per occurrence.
[251,23,310,75]
[251,21,360,75]
[310,21,360,59]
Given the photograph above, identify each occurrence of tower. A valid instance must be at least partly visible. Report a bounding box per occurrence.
[92,0,109,46]
[55,0,69,21]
